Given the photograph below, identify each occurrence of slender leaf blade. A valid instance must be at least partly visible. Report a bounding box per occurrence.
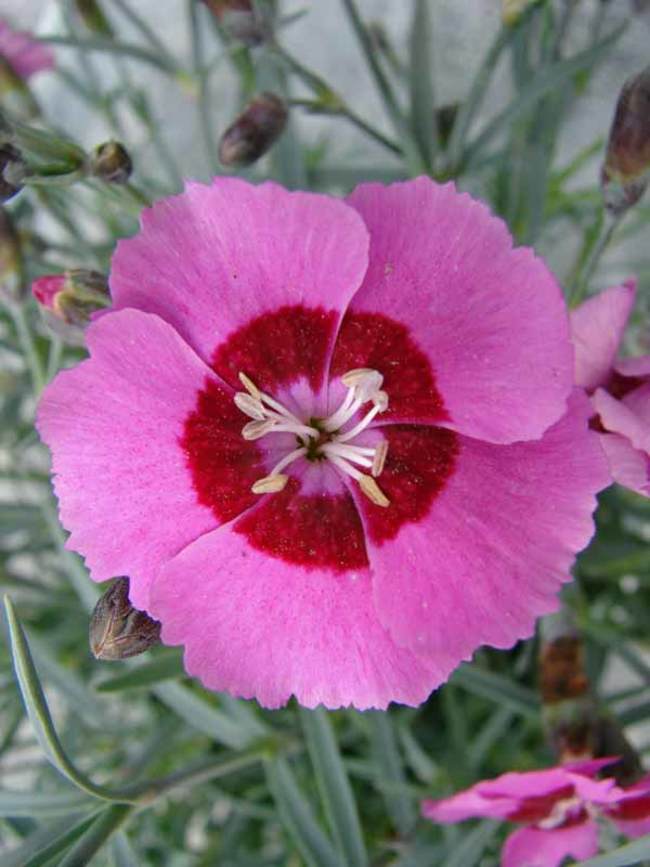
[299,707,367,867]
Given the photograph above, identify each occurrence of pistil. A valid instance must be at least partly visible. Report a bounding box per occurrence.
[234,370,391,507]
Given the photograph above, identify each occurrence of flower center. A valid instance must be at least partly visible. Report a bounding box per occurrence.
[233,368,391,507]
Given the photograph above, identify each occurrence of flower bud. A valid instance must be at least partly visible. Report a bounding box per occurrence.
[602,67,650,214]
[89,577,161,661]
[74,0,114,37]
[218,92,288,167]
[0,143,25,203]
[201,0,269,45]
[90,141,133,184]
[32,268,110,328]
[0,207,23,299]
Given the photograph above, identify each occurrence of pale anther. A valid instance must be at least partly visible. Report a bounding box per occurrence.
[239,371,261,399]
[242,419,275,441]
[358,475,390,508]
[371,441,388,477]
[252,474,288,494]
[235,392,265,420]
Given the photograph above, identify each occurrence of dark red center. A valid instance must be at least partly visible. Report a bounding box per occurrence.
[181,305,458,572]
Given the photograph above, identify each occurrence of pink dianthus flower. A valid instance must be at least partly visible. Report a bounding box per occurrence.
[422,759,650,867]
[36,177,609,709]
[0,19,54,80]
[571,281,650,496]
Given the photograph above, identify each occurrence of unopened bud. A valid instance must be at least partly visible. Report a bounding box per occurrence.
[602,67,650,215]
[0,143,25,203]
[90,141,133,184]
[74,0,114,37]
[219,92,288,167]
[32,268,110,329]
[89,577,161,661]
[201,0,269,45]
[0,207,23,299]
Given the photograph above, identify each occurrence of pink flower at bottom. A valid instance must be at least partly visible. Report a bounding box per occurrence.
[422,760,650,867]
[0,19,54,80]
[36,177,609,709]
[570,282,650,496]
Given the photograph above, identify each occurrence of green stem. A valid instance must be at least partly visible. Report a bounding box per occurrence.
[108,0,181,76]
[57,804,133,867]
[570,210,622,306]
[7,303,45,396]
[275,46,401,156]
[189,1,219,173]
[339,0,426,174]
[39,34,178,74]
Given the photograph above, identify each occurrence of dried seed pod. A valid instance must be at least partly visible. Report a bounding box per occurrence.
[90,141,133,184]
[0,143,25,203]
[0,206,23,299]
[602,66,650,214]
[89,577,161,661]
[218,92,288,167]
[74,0,114,36]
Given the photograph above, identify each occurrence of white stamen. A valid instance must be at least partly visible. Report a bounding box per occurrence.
[234,368,391,507]
[336,403,384,443]
[321,442,374,468]
[371,441,388,477]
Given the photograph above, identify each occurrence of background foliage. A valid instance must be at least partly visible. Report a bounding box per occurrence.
[1,1,650,864]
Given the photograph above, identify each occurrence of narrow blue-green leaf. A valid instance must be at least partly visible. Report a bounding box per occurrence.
[3,596,133,802]
[464,23,626,168]
[299,707,367,867]
[0,789,92,817]
[57,804,133,867]
[444,820,499,867]
[451,664,539,717]
[398,725,437,784]
[38,35,176,72]
[265,757,340,867]
[220,693,269,739]
[409,0,436,169]
[0,814,96,867]
[578,833,650,866]
[153,681,254,750]
[367,711,416,835]
[111,832,139,867]
[95,653,184,692]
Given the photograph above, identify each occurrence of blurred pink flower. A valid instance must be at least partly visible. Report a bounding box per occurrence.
[37,177,609,709]
[0,18,54,80]
[423,759,650,867]
[571,281,650,495]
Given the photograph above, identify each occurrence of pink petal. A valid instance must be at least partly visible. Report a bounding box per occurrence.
[0,19,54,79]
[422,789,518,823]
[606,779,650,838]
[149,492,448,710]
[358,392,609,659]
[32,274,65,309]
[36,309,233,610]
[570,281,636,390]
[598,432,650,496]
[345,177,573,444]
[615,355,650,378]
[501,821,599,867]
[110,178,369,391]
[593,387,650,454]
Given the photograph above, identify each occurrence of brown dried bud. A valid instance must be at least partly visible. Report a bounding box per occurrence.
[89,577,161,661]
[602,67,650,214]
[90,141,133,184]
[0,143,26,203]
[201,0,269,45]
[219,92,288,167]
